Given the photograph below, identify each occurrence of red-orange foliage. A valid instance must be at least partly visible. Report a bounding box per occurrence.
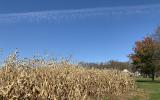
[135,37,155,54]
[131,56,141,63]
[131,37,158,62]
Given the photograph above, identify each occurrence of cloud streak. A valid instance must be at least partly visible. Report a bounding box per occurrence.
[0,4,160,24]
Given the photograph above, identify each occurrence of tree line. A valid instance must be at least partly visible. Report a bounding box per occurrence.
[79,60,132,71]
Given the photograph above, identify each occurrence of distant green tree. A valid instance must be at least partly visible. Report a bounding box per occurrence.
[152,26,160,42]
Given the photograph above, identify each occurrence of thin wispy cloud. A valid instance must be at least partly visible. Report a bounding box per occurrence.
[0,4,160,24]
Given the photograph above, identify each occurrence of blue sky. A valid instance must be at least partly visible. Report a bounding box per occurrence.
[0,0,160,62]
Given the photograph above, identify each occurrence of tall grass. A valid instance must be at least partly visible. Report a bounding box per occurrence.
[0,53,135,100]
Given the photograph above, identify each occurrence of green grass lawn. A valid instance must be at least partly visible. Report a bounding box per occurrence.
[132,78,160,100]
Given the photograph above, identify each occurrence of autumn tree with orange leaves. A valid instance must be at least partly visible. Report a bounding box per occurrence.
[129,37,160,81]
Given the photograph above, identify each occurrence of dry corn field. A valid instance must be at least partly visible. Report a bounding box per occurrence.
[0,53,136,100]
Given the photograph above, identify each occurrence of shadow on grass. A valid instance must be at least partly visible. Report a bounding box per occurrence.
[136,79,160,83]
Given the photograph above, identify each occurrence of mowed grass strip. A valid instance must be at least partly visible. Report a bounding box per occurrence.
[132,78,160,100]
